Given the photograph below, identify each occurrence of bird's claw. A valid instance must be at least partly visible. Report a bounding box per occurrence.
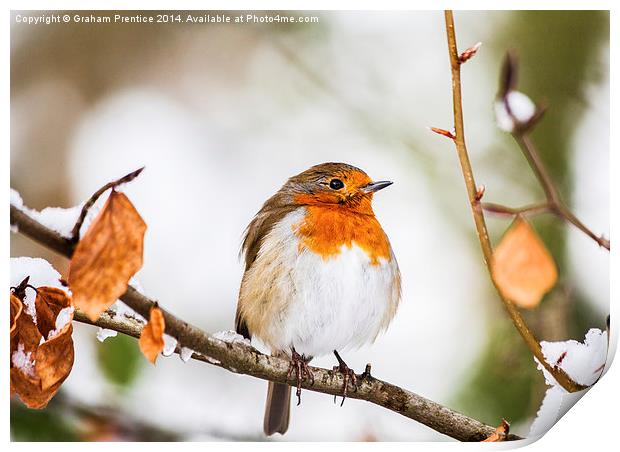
[333,350,358,406]
[287,349,313,406]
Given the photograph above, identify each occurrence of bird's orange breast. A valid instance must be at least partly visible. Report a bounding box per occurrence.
[293,204,391,265]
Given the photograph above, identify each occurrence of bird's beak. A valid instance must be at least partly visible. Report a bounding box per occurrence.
[362,180,393,193]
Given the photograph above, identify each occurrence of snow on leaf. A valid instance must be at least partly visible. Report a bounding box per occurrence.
[492,218,558,308]
[10,285,74,409]
[96,328,118,342]
[11,257,66,323]
[12,343,36,378]
[494,91,536,132]
[139,306,165,364]
[69,190,146,321]
[35,287,73,340]
[47,306,75,340]
[529,328,608,438]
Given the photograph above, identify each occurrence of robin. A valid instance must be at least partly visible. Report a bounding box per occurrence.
[235,162,401,435]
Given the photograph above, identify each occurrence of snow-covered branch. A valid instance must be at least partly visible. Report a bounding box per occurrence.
[10,201,521,442]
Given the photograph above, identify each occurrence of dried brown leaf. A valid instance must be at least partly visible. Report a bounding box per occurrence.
[492,218,558,308]
[69,190,146,321]
[11,296,42,354]
[10,368,64,409]
[10,294,22,340]
[36,322,74,390]
[35,287,72,339]
[10,286,74,409]
[481,419,510,442]
[139,306,165,364]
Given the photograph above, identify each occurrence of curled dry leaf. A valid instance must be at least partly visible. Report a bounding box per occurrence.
[482,419,510,442]
[10,287,74,409]
[35,286,72,339]
[69,190,147,321]
[491,218,558,309]
[139,306,166,364]
[10,294,22,339]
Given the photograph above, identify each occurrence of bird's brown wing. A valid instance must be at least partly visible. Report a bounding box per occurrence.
[235,202,298,339]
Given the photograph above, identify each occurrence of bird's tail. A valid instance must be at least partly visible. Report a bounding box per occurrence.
[263,381,291,435]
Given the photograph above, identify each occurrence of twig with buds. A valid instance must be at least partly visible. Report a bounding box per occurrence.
[489,53,609,250]
[442,10,587,393]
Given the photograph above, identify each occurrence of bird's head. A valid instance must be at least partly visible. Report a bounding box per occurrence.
[281,162,392,214]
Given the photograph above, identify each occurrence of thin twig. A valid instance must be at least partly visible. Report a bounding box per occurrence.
[10,202,522,442]
[512,134,610,250]
[69,167,145,244]
[481,202,553,217]
[443,10,586,393]
[497,53,610,251]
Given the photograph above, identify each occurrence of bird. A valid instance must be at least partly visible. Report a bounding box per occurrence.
[235,162,401,436]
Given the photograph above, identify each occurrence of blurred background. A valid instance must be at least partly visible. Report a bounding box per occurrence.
[10,10,609,441]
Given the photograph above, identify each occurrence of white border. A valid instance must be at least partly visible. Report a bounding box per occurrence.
[3,1,616,450]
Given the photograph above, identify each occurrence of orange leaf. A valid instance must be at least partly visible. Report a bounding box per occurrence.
[10,368,65,409]
[36,322,74,390]
[69,191,146,321]
[10,294,23,340]
[35,287,72,339]
[491,218,558,308]
[11,294,42,355]
[10,287,74,409]
[481,419,510,442]
[139,306,165,364]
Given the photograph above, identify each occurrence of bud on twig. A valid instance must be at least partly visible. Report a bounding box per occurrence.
[499,51,518,98]
[494,91,537,132]
[474,184,486,202]
[429,127,456,140]
[459,42,482,63]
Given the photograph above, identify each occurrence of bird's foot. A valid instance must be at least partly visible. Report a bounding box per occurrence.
[333,350,358,407]
[287,349,314,406]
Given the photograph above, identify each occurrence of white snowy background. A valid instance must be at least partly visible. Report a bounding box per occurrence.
[10,11,609,441]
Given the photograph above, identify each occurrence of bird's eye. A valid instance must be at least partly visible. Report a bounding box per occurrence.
[329,179,344,190]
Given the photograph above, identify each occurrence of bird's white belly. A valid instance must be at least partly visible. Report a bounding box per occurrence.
[270,244,399,357]
[239,208,400,358]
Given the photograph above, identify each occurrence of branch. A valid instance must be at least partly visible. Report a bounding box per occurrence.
[443,10,586,393]
[512,134,610,250]
[69,167,145,243]
[494,53,610,251]
[10,202,521,442]
[481,202,552,218]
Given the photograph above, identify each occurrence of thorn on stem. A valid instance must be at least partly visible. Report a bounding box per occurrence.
[554,351,567,370]
[429,127,456,140]
[459,42,482,63]
[474,184,486,202]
